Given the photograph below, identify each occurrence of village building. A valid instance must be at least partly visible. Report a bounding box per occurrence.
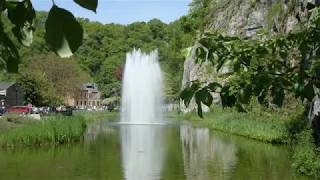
[0,82,24,108]
[65,83,101,108]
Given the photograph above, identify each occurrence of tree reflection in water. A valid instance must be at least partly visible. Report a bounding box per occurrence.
[180,125,237,180]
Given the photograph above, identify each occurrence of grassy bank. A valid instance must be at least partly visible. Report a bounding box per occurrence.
[74,110,119,123]
[169,106,306,144]
[0,115,86,147]
[0,111,117,147]
[169,106,320,177]
[169,108,294,143]
[292,130,320,178]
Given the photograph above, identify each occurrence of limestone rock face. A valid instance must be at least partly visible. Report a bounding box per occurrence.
[180,47,224,113]
[180,0,318,112]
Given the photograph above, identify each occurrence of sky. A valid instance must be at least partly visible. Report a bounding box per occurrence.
[33,0,192,24]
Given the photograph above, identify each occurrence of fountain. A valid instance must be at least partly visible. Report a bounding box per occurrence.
[120,49,163,124]
[120,49,164,180]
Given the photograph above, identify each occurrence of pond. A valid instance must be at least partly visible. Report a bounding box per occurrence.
[0,119,309,180]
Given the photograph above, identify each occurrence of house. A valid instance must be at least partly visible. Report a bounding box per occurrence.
[65,83,101,108]
[0,82,24,108]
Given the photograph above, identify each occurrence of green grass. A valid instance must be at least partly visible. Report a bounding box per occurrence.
[292,129,320,178]
[0,115,87,147]
[74,110,119,123]
[169,107,301,143]
[0,111,118,147]
[0,114,37,133]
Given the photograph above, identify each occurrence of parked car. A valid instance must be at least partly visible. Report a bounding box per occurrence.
[55,106,73,116]
[32,107,40,114]
[39,107,51,115]
[6,106,32,114]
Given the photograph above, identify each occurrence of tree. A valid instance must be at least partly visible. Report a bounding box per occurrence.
[148,19,167,40]
[95,55,123,97]
[20,53,89,99]
[17,72,60,106]
[187,0,214,32]
[1,3,197,101]
[74,17,195,100]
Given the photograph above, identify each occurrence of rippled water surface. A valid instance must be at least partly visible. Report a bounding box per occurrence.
[0,120,309,180]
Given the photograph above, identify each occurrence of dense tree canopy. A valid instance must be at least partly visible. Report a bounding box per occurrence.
[0,0,206,105]
[17,53,89,106]
[75,17,195,100]
[1,4,199,105]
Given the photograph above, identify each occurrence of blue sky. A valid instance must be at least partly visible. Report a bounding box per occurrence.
[33,0,192,24]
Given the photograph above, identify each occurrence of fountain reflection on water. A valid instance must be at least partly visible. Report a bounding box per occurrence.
[120,49,164,180]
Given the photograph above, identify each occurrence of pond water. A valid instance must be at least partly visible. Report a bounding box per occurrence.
[0,120,309,180]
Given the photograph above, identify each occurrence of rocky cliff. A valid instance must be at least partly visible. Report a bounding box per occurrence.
[181,0,320,112]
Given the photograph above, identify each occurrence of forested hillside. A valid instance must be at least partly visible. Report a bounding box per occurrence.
[0,8,201,104]
[76,17,195,100]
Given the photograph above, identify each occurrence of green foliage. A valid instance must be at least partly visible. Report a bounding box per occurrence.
[17,71,61,106]
[96,55,123,97]
[181,81,221,117]
[0,111,118,147]
[292,130,320,177]
[171,106,291,143]
[0,0,198,101]
[181,7,320,115]
[74,110,119,123]
[74,0,97,12]
[0,113,36,133]
[1,8,195,101]
[45,5,83,58]
[0,115,87,147]
[0,0,98,72]
[285,112,309,140]
[188,0,214,32]
[0,26,20,72]
[76,17,195,99]
[17,53,89,106]
[2,113,36,125]
[6,0,35,47]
